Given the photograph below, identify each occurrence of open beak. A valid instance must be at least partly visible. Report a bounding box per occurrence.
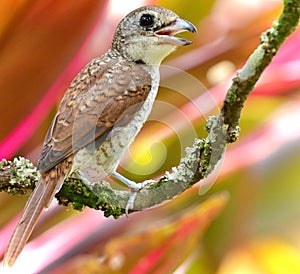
[154,18,197,46]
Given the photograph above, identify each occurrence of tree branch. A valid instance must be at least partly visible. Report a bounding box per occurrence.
[0,158,37,194]
[1,0,299,218]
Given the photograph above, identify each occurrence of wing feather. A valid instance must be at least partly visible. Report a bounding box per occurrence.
[38,56,152,173]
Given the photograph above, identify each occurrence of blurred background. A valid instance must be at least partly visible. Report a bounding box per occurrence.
[1,0,300,273]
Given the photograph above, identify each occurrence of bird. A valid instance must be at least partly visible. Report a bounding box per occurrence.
[3,5,197,267]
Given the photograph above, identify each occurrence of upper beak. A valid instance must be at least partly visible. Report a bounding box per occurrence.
[154,18,197,46]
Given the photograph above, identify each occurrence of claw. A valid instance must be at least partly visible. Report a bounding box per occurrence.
[125,191,138,216]
[111,172,155,214]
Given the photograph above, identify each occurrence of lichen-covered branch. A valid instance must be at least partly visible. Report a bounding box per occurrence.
[1,0,299,218]
[0,158,38,194]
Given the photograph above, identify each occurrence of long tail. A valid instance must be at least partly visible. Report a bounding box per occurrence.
[3,175,63,267]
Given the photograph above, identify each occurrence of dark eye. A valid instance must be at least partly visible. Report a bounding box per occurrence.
[139,14,155,28]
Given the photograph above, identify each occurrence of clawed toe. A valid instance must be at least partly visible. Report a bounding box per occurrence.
[125,180,156,215]
[125,191,137,215]
[110,171,156,215]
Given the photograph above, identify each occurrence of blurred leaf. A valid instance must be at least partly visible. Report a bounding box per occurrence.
[217,238,300,274]
[54,193,228,274]
[0,0,105,143]
[253,138,300,234]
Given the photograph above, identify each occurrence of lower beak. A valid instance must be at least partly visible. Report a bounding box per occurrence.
[154,18,197,46]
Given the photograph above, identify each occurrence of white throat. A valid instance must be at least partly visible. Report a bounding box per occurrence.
[126,39,176,65]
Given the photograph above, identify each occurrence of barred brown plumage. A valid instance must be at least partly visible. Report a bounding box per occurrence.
[3,5,196,267]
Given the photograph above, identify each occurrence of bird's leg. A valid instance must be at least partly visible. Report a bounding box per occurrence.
[78,170,154,215]
[111,171,155,214]
[111,171,143,189]
[77,170,135,212]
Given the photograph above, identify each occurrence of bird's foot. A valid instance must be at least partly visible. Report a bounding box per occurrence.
[111,171,155,215]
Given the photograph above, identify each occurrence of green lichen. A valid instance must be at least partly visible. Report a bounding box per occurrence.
[10,157,39,187]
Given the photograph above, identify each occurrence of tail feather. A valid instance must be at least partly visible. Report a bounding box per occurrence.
[3,177,62,267]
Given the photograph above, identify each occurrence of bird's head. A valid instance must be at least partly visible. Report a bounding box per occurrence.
[111,6,197,65]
